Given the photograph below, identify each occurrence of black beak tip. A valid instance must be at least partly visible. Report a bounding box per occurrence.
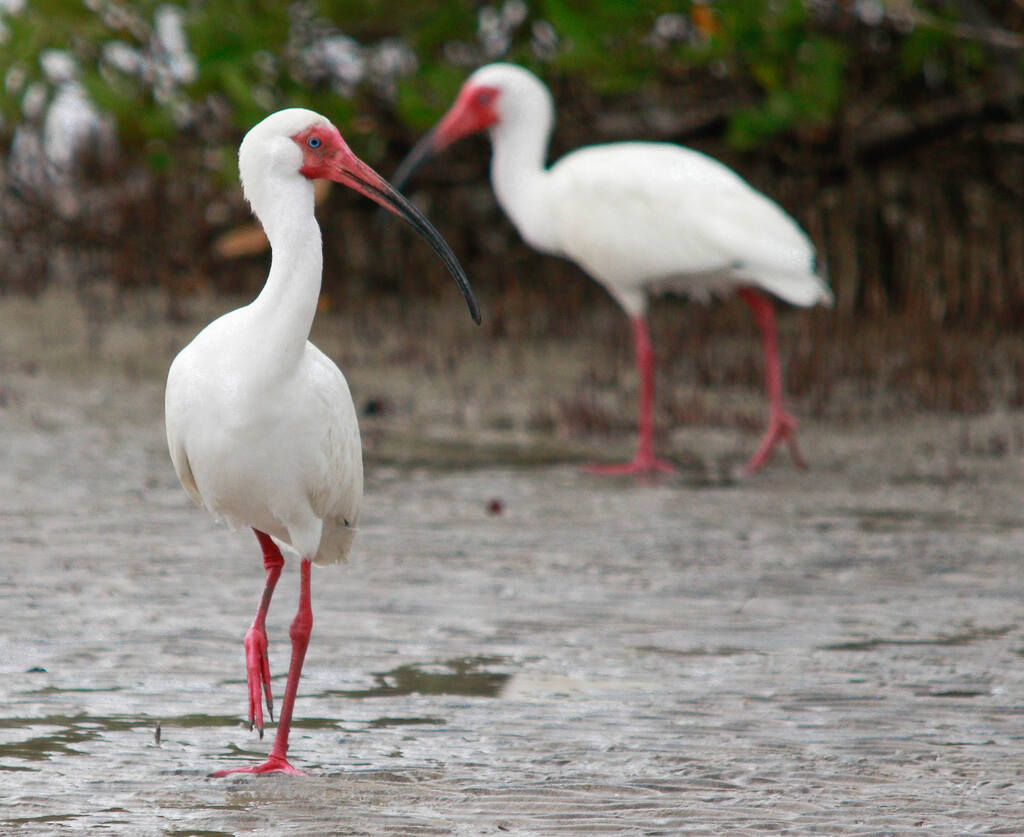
[459,280,482,325]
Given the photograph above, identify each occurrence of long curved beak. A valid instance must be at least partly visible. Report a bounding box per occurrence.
[389,127,441,193]
[324,145,480,325]
[390,88,490,192]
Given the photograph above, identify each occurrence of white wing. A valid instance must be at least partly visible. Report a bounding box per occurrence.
[165,338,209,510]
[164,309,362,566]
[301,343,363,565]
[545,142,831,310]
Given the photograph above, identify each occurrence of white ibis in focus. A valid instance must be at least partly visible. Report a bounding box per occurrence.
[392,63,831,475]
[165,108,479,776]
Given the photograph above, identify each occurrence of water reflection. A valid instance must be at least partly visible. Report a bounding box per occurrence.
[322,656,512,700]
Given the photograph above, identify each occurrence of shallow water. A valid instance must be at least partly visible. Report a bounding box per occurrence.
[2,299,1024,834]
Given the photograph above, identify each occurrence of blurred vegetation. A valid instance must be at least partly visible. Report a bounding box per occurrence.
[2,1,1019,167]
[0,0,1022,355]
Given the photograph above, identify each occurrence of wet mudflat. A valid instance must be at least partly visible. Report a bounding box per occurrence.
[1,292,1023,835]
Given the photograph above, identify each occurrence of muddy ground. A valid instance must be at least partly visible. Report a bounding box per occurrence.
[1,289,1022,835]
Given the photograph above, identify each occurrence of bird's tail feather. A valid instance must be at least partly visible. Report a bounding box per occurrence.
[741,265,833,308]
[313,521,357,566]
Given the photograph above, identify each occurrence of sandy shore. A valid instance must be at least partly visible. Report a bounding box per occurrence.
[1,289,1022,834]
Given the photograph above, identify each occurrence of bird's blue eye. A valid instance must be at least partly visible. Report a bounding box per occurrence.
[308,136,322,148]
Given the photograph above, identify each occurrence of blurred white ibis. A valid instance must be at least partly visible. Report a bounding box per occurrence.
[165,108,479,776]
[392,63,831,475]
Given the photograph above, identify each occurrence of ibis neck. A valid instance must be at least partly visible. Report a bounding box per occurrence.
[248,177,323,367]
[488,117,559,255]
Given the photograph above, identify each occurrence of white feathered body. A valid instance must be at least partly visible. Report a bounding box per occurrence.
[465,63,831,318]
[497,141,831,318]
[165,108,365,567]
[538,142,830,315]
[165,307,362,565]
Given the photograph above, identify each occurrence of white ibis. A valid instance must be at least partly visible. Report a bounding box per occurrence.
[164,108,479,776]
[392,63,831,475]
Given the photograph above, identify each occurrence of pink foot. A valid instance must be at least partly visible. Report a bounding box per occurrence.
[584,455,676,475]
[744,410,806,475]
[244,624,274,738]
[211,754,306,777]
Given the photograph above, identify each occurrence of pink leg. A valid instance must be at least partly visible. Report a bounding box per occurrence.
[213,557,313,777]
[586,315,675,475]
[243,530,284,739]
[737,288,806,475]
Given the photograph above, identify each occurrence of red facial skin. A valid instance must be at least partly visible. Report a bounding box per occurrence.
[385,84,500,194]
[289,121,481,326]
[433,84,501,149]
[291,123,382,196]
